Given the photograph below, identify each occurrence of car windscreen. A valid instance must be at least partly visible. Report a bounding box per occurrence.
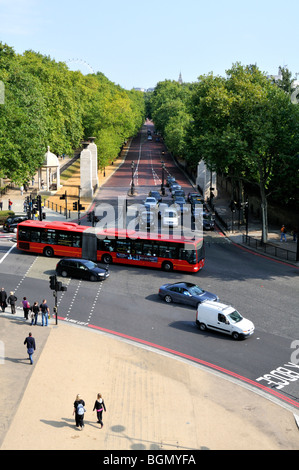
[188,285,204,295]
[83,260,97,269]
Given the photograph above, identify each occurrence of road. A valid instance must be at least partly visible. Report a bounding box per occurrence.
[1,121,299,409]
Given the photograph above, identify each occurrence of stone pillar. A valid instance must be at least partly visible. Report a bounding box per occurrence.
[196,160,217,201]
[80,141,93,199]
[88,137,99,189]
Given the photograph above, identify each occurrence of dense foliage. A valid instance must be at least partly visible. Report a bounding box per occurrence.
[0,43,145,183]
[149,64,299,241]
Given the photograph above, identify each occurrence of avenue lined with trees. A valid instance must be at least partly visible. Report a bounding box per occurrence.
[1,41,298,242]
[148,64,299,242]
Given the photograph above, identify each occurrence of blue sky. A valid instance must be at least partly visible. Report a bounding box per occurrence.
[0,0,298,90]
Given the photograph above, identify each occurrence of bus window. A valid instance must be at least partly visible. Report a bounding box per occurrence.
[18,228,30,242]
[72,235,81,248]
[41,230,56,244]
[179,248,196,264]
[31,230,41,243]
[57,232,73,246]
[131,241,143,255]
[116,240,131,253]
[100,238,115,252]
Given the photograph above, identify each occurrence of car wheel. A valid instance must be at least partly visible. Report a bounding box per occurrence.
[43,246,54,257]
[164,295,173,303]
[199,323,207,332]
[162,261,173,272]
[232,331,240,340]
[89,274,97,281]
[102,254,112,264]
[61,270,68,278]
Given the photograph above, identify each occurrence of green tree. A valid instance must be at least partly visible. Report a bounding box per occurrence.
[188,63,299,242]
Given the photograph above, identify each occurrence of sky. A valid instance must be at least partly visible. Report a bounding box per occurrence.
[0,0,298,90]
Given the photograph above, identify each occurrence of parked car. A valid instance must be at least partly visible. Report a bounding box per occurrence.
[159,282,219,307]
[143,197,158,210]
[191,198,204,215]
[149,190,162,202]
[172,189,185,200]
[139,210,155,229]
[56,258,109,281]
[173,197,190,216]
[188,193,204,204]
[166,176,176,187]
[162,208,179,228]
[203,212,215,230]
[170,183,182,194]
[157,202,169,219]
[3,215,28,233]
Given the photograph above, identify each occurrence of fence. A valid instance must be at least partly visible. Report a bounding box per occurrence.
[242,234,297,262]
[43,198,71,219]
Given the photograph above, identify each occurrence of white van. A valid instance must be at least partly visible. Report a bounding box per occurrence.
[196,301,254,340]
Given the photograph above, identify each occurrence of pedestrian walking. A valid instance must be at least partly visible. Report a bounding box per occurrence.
[73,394,86,430]
[0,199,3,210]
[291,227,298,242]
[280,225,287,242]
[31,301,40,325]
[7,291,17,314]
[8,199,12,210]
[93,393,106,428]
[22,297,30,320]
[40,299,50,326]
[24,332,36,365]
[0,287,7,312]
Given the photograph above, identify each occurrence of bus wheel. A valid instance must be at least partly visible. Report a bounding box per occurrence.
[162,261,173,272]
[43,247,54,257]
[102,254,112,264]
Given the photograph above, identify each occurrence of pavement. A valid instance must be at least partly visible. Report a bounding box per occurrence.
[0,149,299,451]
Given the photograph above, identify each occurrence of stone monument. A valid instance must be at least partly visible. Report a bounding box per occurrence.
[88,137,99,189]
[80,141,93,199]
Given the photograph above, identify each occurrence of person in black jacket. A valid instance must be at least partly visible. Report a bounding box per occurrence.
[7,291,17,314]
[93,393,106,428]
[0,287,7,312]
[73,394,85,430]
[24,332,36,365]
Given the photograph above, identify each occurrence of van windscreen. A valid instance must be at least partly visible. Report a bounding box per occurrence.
[227,310,243,323]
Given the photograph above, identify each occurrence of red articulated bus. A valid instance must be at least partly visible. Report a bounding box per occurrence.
[17,220,205,273]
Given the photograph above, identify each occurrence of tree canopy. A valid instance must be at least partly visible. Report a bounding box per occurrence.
[0,43,146,183]
[149,63,299,241]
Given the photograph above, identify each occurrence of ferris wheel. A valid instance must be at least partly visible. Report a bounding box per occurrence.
[65,58,95,75]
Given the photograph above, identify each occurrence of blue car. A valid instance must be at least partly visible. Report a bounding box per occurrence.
[159,282,218,307]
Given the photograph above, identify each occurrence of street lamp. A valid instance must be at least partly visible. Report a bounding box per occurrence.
[161,161,165,195]
[131,161,135,196]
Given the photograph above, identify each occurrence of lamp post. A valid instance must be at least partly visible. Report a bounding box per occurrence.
[161,161,165,195]
[131,161,135,196]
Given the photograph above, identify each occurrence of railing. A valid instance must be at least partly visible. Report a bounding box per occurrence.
[242,234,297,262]
[43,198,71,219]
